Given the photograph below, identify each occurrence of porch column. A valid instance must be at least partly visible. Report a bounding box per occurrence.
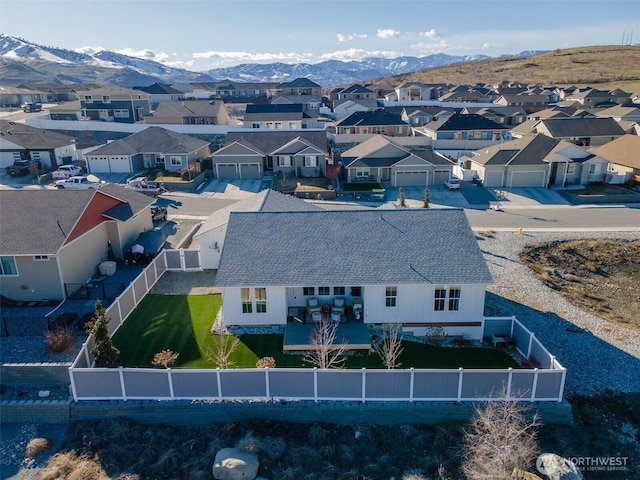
[562,161,569,186]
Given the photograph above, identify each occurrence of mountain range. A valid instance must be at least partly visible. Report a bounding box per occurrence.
[0,34,546,88]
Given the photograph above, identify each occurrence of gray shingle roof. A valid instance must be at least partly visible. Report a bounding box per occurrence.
[0,185,153,255]
[224,131,326,154]
[540,117,626,137]
[0,120,76,149]
[86,126,210,156]
[216,209,492,287]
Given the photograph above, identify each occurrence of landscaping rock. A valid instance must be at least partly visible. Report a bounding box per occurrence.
[536,453,583,480]
[212,447,259,480]
[512,467,543,479]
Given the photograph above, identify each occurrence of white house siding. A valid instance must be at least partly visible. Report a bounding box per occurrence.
[0,149,22,169]
[53,144,78,164]
[106,211,153,259]
[363,284,487,339]
[29,151,52,170]
[196,225,227,269]
[221,287,287,326]
[58,224,110,291]
[0,255,63,301]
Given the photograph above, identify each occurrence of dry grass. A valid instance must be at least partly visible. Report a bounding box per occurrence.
[44,328,75,353]
[390,45,640,90]
[25,437,50,459]
[40,451,110,480]
[520,239,640,330]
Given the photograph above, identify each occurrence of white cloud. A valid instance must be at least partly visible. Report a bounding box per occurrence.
[318,48,402,62]
[419,29,439,39]
[336,33,368,42]
[192,50,313,65]
[114,48,170,62]
[75,45,104,55]
[410,41,475,54]
[482,42,499,49]
[163,60,197,69]
[376,29,401,39]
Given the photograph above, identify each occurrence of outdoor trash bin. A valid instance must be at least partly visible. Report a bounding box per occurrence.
[99,261,117,276]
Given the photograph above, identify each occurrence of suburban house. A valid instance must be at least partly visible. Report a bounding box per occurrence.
[494,94,549,113]
[564,88,621,108]
[194,189,322,269]
[461,106,527,126]
[463,133,611,188]
[438,88,493,104]
[393,82,438,102]
[333,100,376,121]
[84,126,211,173]
[48,101,83,121]
[330,84,376,104]
[0,85,47,107]
[414,113,509,157]
[0,120,77,170]
[269,78,322,98]
[215,208,493,340]
[210,80,277,100]
[331,110,411,137]
[133,83,184,109]
[515,117,626,146]
[0,185,154,302]
[590,134,640,183]
[400,106,456,127]
[143,100,230,125]
[341,135,455,187]
[593,105,640,122]
[243,104,320,129]
[211,131,327,179]
[76,87,151,123]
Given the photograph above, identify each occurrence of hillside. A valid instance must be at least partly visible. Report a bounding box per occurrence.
[391,45,640,91]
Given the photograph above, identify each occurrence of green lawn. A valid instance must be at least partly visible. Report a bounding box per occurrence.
[112,295,518,369]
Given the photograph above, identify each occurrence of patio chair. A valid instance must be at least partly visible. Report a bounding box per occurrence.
[306,297,321,318]
[331,298,345,322]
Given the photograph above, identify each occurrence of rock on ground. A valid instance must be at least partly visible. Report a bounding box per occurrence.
[212,447,259,480]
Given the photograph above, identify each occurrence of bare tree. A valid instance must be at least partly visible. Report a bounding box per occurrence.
[303,318,349,369]
[152,349,179,368]
[373,324,404,369]
[203,334,240,369]
[461,389,541,480]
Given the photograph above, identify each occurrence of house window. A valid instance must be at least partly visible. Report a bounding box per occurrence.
[303,287,315,296]
[241,288,252,313]
[84,95,93,103]
[318,286,330,296]
[385,287,397,307]
[252,123,260,129]
[434,288,446,311]
[288,122,296,129]
[114,109,130,118]
[448,288,461,311]
[333,286,345,296]
[33,255,49,261]
[0,256,18,276]
[255,288,267,313]
[278,156,291,167]
[303,156,317,167]
[170,156,182,166]
[567,164,575,174]
[454,132,462,140]
[351,286,362,296]
[102,96,111,103]
[589,164,599,174]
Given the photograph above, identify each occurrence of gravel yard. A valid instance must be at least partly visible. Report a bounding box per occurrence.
[479,230,640,396]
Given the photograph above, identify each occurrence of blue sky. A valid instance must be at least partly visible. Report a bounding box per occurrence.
[2,0,639,71]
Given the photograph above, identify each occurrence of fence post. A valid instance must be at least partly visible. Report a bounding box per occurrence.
[507,367,513,400]
[118,367,127,401]
[83,342,91,367]
[313,367,318,403]
[510,316,515,337]
[409,368,415,403]
[527,333,534,359]
[69,367,78,401]
[361,368,366,403]
[558,368,567,402]
[167,368,175,399]
[117,299,123,326]
[457,367,464,402]
[265,368,270,400]
[216,368,222,401]
[180,249,186,271]
[531,368,539,401]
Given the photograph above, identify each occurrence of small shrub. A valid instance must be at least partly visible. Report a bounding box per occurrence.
[262,436,286,460]
[425,326,446,346]
[45,328,75,353]
[25,437,50,459]
[584,261,599,273]
[237,432,262,453]
[152,349,179,368]
[256,356,276,368]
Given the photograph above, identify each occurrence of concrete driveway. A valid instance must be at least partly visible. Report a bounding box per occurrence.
[488,187,570,207]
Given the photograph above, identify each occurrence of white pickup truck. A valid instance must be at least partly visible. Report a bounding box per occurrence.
[51,165,83,180]
[55,175,103,190]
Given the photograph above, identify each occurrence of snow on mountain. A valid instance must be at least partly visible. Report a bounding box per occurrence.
[0,34,504,87]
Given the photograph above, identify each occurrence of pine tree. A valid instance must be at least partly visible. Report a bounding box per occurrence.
[398,187,407,208]
[86,300,120,368]
[423,188,430,208]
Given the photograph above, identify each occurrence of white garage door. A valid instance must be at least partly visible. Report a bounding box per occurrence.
[484,171,504,187]
[239,163,261,179]
[433,170,450,185]
[108,158,131,173]
[87,158,110,173]
[394,171,428,187]
[217,164,238,179]
[510,171,546,188]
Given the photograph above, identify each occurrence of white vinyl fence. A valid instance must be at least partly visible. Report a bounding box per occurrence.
[69,250,566,403]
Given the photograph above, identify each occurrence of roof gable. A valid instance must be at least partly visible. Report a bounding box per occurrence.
[86,126,210,156]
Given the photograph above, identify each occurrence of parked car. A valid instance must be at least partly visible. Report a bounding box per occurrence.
[151,206,168,223]
[51,165,83,180]
[21,102,42,112]
[6,159,40,177]
[55,174,103,190]
[444,178,461,190]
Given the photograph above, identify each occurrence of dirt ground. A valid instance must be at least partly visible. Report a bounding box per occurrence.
[520,239,640,331]
[148,270,219,295]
